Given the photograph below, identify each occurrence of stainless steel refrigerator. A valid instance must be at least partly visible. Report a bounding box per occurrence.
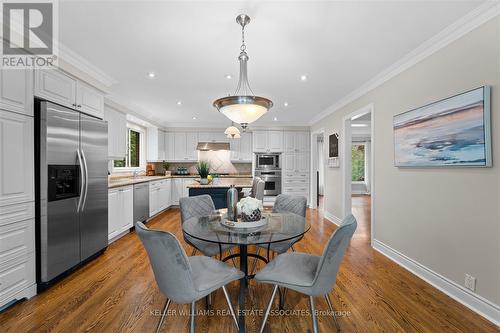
[35,100,108,289]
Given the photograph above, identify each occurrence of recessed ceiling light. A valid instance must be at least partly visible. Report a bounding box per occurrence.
[176,101,182,106]
[283,102,289,107]
[273,117,278,121]
[147,72,156,78]
[300,74,307,81]
[192,116,197,120]
[351,123,368,127]
[225,74,232,79]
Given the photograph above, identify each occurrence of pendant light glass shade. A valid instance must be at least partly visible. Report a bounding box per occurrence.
[213,14,272,130]
[224,124,241,136]
[227,132,241,139]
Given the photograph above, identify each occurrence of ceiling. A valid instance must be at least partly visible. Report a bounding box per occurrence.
[58,1,485,127]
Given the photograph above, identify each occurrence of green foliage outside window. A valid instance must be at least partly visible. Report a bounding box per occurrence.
[352,144,365,181]
[113,128,141,168]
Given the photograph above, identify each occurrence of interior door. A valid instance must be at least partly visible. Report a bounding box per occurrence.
[79,114,108,261]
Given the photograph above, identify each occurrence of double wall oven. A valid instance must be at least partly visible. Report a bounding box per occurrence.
[255,153,281,196]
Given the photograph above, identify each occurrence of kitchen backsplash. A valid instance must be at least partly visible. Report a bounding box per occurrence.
[153,150,252,175]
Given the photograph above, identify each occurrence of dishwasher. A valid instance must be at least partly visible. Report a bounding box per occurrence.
[133,183,150,223]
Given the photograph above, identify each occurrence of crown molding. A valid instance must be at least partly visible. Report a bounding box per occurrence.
[309,2,500,125]
[58,44,118,88]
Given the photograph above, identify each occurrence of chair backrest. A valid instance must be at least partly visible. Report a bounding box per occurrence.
[272,194,307,217]
[179,195,215,224]
[311,214,357,295]
[135,222,197,303]
[250,177,261,198]
[254,179,265,201]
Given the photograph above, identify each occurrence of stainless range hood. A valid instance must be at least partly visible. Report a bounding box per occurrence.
[196,142,230,151]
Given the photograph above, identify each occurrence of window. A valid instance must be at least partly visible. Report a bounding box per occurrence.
[352,144,365,182]
[113,123,146,171]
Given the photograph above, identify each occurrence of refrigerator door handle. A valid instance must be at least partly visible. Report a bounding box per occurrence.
[80,149,89,211]
[77,149,85,212]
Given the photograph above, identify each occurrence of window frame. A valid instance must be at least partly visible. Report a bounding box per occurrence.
[112,122,146,173]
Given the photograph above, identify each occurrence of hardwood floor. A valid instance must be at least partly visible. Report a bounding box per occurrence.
[1,196,498,332]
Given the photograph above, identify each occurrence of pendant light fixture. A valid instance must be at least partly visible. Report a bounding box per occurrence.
[213,14,273,131]
[224,122,241,139]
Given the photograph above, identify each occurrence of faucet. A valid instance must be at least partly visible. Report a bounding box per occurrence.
[133,170,142,179]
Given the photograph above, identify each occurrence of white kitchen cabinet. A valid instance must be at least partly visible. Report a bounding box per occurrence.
[108,185,133,242]
[173,132,198,161]
[34,69,76,109]
[147,127,167,162]
[284,131,310,153]
[0,111,34,207]
[252,130,283,153]
[150,180,172,216]
[268,131,284,152]
[0,251,35,308]
[165,132,175,161]
[252,131,267,152]
[35,69,105,119]
[0,68,33,116]
[171,178,184,205]
[230,132,252,162]
[283,152,309,173]
[76,81,104,119]
[104,106,127,159]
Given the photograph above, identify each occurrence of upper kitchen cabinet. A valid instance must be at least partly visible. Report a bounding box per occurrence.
[75,81,105,119]
[252,130,283,153]
[284,131,310,153]
[0,110,34,207]
[147,127,166,162]
[104,106,127,160]
[34,69,105,119]
[164,132,175,161]
[230,132,252,162]
[173,132,198,161]
[0,68,33,116]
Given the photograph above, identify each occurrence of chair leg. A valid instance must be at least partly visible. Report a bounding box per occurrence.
[279,287,288,309]
[309,296,319,333]
[191,248,197,256]
[222,285,239,331]
[291,244,296,252]
[190,301,196,333]
[325,294,340,332]
[228,248,237,267]
[250,247,261,274]
[205,293,212,310]
[259,285,279,333]
[155,298,171,333]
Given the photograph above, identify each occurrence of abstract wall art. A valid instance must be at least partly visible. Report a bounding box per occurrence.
[394,86,491,167]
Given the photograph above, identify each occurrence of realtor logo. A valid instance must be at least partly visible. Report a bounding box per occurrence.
[1,0,58,68]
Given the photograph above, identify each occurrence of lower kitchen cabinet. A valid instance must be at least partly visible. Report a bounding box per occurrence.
[108,186,133,242]
[170,178,195,205]
[149,179,172,217]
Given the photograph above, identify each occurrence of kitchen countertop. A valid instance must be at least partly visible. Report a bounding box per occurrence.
[186,178,253,189]
[108,174,252,189]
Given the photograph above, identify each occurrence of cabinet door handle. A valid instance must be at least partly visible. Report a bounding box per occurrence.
[77,105,82,108]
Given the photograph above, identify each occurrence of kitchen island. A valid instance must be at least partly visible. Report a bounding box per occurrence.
[187,178,253,209]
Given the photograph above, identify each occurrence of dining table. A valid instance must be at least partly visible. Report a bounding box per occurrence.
[182,211,310,333]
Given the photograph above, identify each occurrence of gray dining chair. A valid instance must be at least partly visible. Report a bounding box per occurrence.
[135,222,243,333]
[249,177,265,201]
[251,194,307,273]
[254,214,357,333]
[179,195,236,259]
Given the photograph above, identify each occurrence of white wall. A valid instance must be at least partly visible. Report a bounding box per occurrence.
[312,16,500,311]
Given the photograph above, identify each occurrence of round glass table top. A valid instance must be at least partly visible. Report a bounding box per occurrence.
[182,212,310,246]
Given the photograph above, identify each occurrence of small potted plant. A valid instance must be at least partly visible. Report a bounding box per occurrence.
[162,161,171,176]
[237,197,264,222]
[196,161,210,185]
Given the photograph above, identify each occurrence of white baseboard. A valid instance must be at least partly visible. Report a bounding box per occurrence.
[373,239,500,327]
[324,211,342,226]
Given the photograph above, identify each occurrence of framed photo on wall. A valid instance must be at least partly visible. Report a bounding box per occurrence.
[393,86,492,167]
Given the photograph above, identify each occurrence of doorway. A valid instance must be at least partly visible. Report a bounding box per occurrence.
[310,129,325,211]
[341,104,374,245]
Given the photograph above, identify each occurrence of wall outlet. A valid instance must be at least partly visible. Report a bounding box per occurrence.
[464,274,476,291]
